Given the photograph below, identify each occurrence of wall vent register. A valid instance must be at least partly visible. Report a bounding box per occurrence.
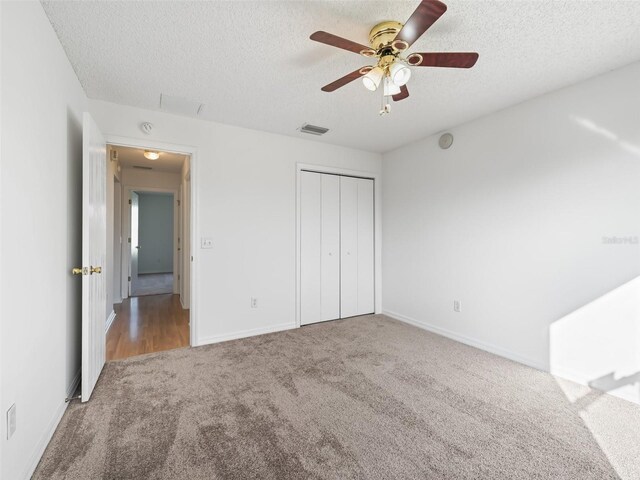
[299,123,330,136]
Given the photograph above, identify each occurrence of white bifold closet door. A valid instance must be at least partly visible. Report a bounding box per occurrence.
[340,176,374,318]
[300,171,374,326]
[301,171,340,325]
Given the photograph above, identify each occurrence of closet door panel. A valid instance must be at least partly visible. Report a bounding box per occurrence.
[340,176,359,318]
[320,174,340,321]
[357,178,375,314]
[300,171,322,325]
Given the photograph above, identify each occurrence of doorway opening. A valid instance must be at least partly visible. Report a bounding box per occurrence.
[106,144,192,361]
[130,190,175,296]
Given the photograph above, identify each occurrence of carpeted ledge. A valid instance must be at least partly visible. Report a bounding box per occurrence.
[34,315,640,479]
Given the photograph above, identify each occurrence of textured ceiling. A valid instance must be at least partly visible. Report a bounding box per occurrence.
[114,145,186,173]
[42,1,640,153]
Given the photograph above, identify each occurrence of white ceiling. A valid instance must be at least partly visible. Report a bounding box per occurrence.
[113,145,186,173]
[42,1,640,153]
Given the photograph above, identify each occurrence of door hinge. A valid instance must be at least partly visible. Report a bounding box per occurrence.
[129,199,132,205]
[178,274,180,280]
[177,200,181,206]
[128,276,131,282]
[127,237,131,243]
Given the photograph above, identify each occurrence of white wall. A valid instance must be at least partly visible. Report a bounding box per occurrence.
[0,2,4,475]
[121,166,181,191]
[0,2,87,479]
[550,275,640,404]
[137,192,174,274]
[382,62,640,402]
[90,99,382,344]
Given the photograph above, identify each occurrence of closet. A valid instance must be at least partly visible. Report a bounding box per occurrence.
[300,171,374,325]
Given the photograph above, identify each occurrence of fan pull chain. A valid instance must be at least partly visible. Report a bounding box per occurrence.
[379,75,391,116]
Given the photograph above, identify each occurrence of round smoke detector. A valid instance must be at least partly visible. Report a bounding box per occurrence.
[439,133,454,149]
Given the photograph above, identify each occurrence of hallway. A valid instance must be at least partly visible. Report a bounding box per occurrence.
[107,294,189,361]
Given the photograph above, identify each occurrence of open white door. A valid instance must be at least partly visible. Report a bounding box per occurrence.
[80,112,107,402]
[129,191,139,296]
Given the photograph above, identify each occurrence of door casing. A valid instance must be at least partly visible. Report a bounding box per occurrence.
[106,135,199,347]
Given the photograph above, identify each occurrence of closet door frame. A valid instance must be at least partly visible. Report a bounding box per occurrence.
[295,163,382,328]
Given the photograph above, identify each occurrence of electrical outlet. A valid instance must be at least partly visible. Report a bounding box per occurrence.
[7,404,16,440]
[251,298,258,308]
[200,237,213,249]
[453,300,461,313]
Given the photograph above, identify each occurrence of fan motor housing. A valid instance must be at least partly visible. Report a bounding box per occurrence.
[368,21,403,51]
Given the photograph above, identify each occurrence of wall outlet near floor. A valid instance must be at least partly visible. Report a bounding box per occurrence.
[453,300,461,313]
[200,237,213,249]
[7,404,16,440]
[251,297,258,308]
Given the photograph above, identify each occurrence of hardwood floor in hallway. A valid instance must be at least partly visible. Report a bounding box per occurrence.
[107,294,189,361]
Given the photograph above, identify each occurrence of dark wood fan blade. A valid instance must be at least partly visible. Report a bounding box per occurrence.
[310,31,373,56]
[408,52,479,68]
[321,67,370,92]
[395,0,447,48]
[392,85,409,101]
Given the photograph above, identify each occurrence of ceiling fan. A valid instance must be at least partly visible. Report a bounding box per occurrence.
[310,0,478,115]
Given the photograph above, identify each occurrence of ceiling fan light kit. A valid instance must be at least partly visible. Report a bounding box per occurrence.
[363,67,384,91]
[384,78,401,97]
[389,62,411,86]
[310,0,479,116]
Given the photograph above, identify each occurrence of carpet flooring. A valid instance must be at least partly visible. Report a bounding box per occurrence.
[131,273,173,296]
[34,315,640,479]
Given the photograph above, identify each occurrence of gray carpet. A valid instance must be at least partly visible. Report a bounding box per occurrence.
[132,273,173,296]
[34,315,640,479]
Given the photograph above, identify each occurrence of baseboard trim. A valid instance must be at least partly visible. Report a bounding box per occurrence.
[22,369,81,480]
[179,295,189,310]
[68,368,82,398]
[382,310,546,371]
[197,322,297,347]
[105,310,116,333]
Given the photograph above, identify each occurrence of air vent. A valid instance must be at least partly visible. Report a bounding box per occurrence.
[133,165,153,170]
[160,94,205,117]
[299,123,329,136]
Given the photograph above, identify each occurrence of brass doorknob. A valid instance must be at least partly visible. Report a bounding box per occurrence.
[90,266,102,274]
[72,267,87,275]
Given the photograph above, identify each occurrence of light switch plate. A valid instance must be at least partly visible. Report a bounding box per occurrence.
[201,237,213,249]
